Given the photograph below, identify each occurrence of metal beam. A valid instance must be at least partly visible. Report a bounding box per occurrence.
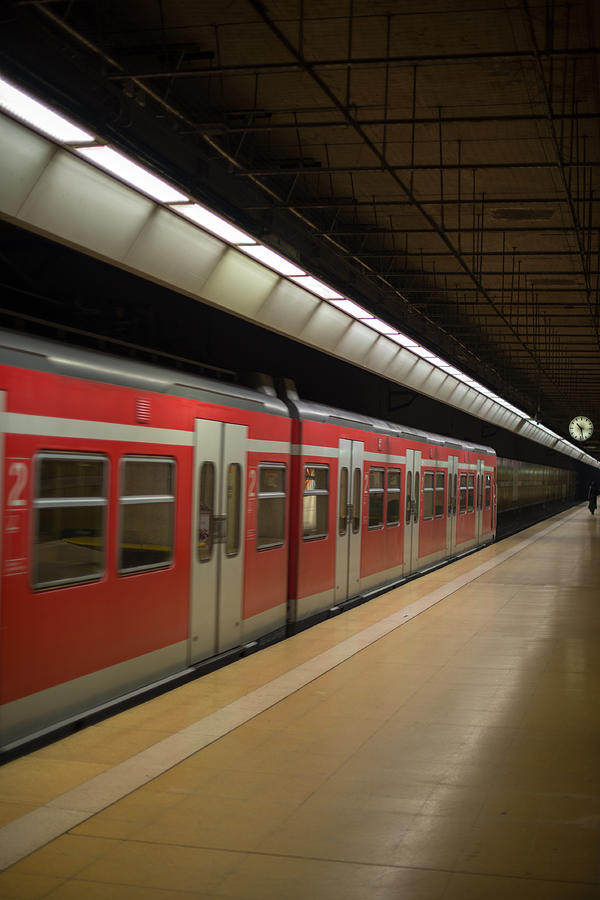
[363,270,600,276]
[346,250,589,256]
[316,226,600,236]
[244,196,594,209]
[192,111,600,135]
[105,46,600,80]
[239,161,600,176]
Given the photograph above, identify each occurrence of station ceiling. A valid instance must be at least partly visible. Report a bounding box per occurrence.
[1,0,599,455]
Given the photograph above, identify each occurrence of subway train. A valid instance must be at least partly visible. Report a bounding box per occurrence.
[0,330,571,754]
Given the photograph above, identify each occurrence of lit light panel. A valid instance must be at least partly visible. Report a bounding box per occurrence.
[291,276,343,299]
[330,299,374,318]
[366,318,399,335]
[440,366,465,378]
[170,203,256,245]
[389,333,419,348]
[410,346,438,359]
[78,146,189,203]
[0,76,94,144]
[239,244,306,276]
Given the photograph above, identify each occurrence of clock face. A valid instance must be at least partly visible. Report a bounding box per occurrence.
[568,416,594,441]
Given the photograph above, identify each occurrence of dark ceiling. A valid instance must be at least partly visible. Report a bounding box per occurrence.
[1,0,599,455]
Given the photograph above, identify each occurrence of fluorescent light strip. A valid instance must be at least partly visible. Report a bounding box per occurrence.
[291,276,343,300]
[330,299,373,318]
[78,146,188,203]
[239,244,306,277]
[366,318,399,335]
[390,333,419,348]
[170,203,256,245]
[0,76,94,144]
[410,346,437,359]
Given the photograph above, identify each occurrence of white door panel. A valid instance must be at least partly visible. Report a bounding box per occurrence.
[475,459,484,544]
[334,439,363,603]
[403,449,421,574]
[190,420,247,663]
[446,455,458,556]
[218,424,246,651]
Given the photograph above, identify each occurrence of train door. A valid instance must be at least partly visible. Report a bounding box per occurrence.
[403,448,421,573]
[446,455,458,555]
[189,418,246,662]
[475,459,485,543]
[334,439,363,602]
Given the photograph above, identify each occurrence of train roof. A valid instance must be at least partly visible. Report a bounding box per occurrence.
[0,329,495,456]
[0,328,290,418]
[285,388,496,457]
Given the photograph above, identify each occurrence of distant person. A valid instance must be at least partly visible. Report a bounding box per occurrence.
[588,481,598,515]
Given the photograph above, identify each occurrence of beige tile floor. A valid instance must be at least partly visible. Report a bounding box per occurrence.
[1,506,599,898]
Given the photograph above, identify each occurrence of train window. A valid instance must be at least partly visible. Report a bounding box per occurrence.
[423,472,434,520]
[33,453,108,590]
[386,469,401,526]
[459,473,467,513]
[368,467,385,528]
[485,473,491,509]
[405,470,412,524]
[435,472,445,518]
[225,464,242,557]
[303,465,329,540]
[119,457,175,574]
[197,462,215,562]
[339,467,348,536]
[467,474,475,512]
[257,464,286,550]
[448,473,454,515]
[414,472,419,521]
[352,467,361,533]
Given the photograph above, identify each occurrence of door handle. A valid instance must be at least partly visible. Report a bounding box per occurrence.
[212,515,227,543]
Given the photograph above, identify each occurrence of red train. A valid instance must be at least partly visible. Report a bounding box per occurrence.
[0,330,496,752]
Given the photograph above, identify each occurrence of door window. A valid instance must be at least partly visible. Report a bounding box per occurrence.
[197,462,215,562]
[459,473,467,513]
[225,463,242,557]
[339,466,348,536]
[352,467,361,533]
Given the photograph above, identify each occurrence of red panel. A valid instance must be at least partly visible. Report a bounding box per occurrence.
[0,362,293,706]
[0,431,192,705]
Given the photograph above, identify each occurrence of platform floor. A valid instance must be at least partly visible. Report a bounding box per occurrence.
[1,504,599,899]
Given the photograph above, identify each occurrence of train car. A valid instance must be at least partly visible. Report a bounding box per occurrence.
[285,387,496,622]
[0,330,497,753]
[497,458,576,512]
[0,330,293,750]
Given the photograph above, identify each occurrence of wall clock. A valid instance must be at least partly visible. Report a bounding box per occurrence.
[568,416,593,441]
